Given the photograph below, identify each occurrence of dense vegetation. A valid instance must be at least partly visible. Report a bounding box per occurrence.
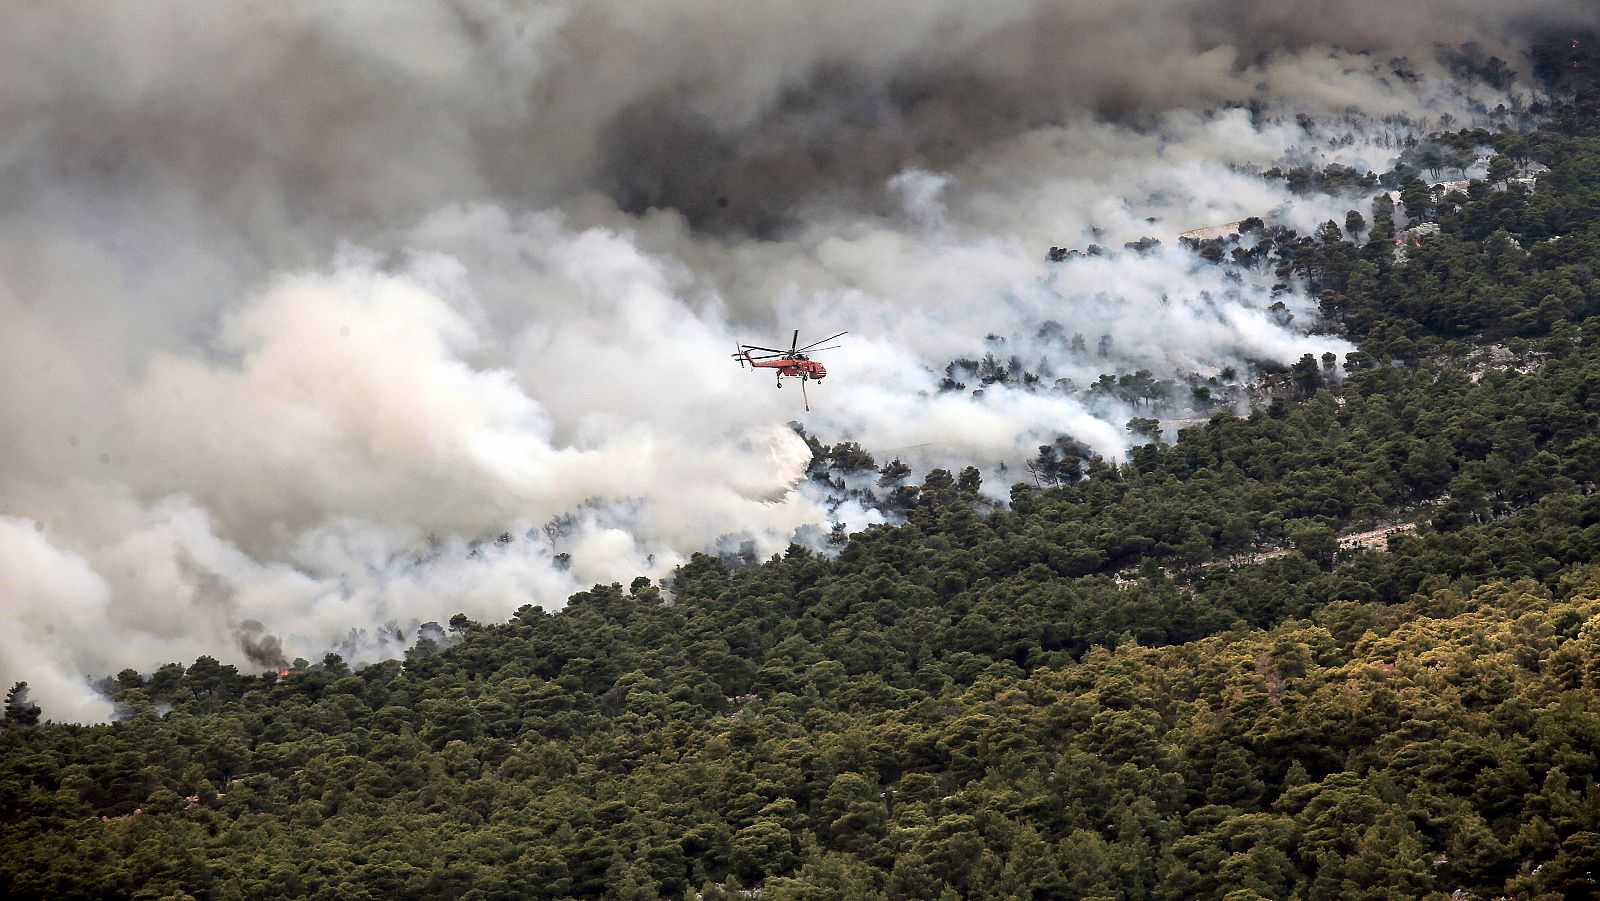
[6,41,1600,901]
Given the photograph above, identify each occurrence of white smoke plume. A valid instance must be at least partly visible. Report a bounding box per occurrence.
[2,1,1596,720]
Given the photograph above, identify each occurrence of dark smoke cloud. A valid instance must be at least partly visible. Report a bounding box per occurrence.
[593,1,1597,232]
[3,1,1593,242]
[234,620,288,671]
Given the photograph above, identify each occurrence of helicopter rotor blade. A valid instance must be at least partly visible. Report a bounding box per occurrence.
[798,345,842,354]
[740,345,787,354]
[791,329,800,352]
[796,331,847,352]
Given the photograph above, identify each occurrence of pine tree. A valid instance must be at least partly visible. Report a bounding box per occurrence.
[3,681,41,728]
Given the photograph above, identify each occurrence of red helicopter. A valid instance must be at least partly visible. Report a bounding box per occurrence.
[733,330,846,411]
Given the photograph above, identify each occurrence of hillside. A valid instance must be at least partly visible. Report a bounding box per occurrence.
[7,40,1600,901]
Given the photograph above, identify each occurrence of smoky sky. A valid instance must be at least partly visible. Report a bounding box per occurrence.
[2,1,1596,721]
[4,1,1594,242]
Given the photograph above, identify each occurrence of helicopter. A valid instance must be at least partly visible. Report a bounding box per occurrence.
[732,330,846,411]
